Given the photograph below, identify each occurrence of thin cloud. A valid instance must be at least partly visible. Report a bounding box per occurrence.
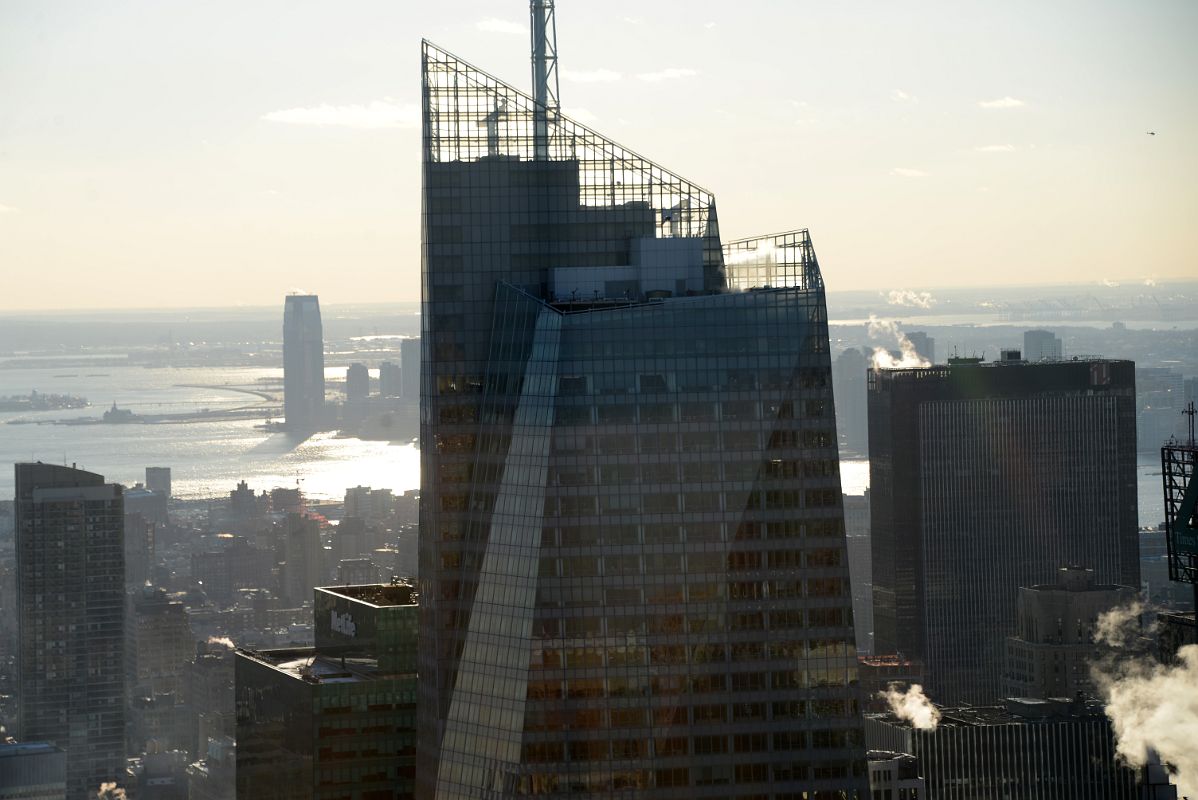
[890,167,928,178]
[891,89,917,103]
[622,16,641,25]
[975,144,1016,152]
[978,96,1025,109]
[476,18,524,35]
[261,100,419,130]
[0,204,17,213]
[562,69,622,83]
[638,67,699,82]
[704,21,717,29]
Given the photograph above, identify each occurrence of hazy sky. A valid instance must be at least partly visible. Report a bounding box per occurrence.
[2,0,1195,310]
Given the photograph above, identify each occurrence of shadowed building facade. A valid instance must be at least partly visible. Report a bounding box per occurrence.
[868,357,1139,705]
[417,41,865,798]
[15,463,126,799]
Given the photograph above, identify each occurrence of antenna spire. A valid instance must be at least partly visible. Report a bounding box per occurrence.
[530,0,559,160]
[1184,400,1196,446]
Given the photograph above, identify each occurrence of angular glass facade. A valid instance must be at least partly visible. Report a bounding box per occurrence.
[418,41,865,798]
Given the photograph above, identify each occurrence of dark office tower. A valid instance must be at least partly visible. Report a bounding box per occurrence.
[869,357,1139,704]
[346,362,370,402]
[399,338,420,401]
[379,361,402,398]
[832,347,869,454]
[283,294,325,431]
[15,463,126,799]
[904,332,934,365]
[236,585,419,800]
[1023,329,1063,362]
[418,41,864,798]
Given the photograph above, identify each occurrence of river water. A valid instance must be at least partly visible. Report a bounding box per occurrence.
[0,364,1170,525]
[0,365,419,501]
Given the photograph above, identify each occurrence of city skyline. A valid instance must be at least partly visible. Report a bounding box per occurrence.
[2,0,1196,310]
[1,3,1196,798]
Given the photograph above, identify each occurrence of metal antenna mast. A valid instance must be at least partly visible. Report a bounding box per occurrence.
[530,0,559,160]
[1184,400,1196,446]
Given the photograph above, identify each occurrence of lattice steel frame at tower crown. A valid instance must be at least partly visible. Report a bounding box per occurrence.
[418,38,865,799]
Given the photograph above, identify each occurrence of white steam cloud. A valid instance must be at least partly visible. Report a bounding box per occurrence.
[1090,601,1198,796]
[207,636,236,649]
[96,783,127,799]
[880,683,941,730]
[868,315,931,370]
[887,289,937,309]
[1093,598,1147,648]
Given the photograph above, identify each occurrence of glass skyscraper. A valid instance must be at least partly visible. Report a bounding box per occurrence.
[284,294,326,431]
[418,41,865,798]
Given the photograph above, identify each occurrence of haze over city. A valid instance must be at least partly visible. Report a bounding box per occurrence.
[2,0,1196,309]
[1,2,1197,799]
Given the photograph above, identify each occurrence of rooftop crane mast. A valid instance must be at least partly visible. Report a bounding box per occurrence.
[530,0,559,160]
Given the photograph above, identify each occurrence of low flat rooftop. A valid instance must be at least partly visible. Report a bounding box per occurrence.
[0,742,63,758]
[318,583,415,607]
[869,697,1109,729]
[240,647,390,684]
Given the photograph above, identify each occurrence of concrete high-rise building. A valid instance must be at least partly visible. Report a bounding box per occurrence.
[865,751,925,799]
[1023,329,1063,362]
[418,37,864,797]
[15,463,126,799]
[283,295,325,431]
[344,486,394,523]
[869,358,1139,704]
[379,361,402,398]
[905,332,935,365]
[279,513,321,608]
[832,347,869,454]
[399,338,420,401]
[145,467,171,497]
[1004,566,1135,699]
[235,584,418,800]
[345,362,370,402]
[127,586,195,699]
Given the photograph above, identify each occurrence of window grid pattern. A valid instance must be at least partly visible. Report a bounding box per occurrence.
[418,40,867,799]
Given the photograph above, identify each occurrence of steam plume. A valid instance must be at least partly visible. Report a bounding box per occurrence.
[96,783,127,799]
[868,315,931,370]
[880,683,941,730]
[207,636,236,649]
[886,289,936,309]
[1093,598,1148,647]
[1091,601,1198,796]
